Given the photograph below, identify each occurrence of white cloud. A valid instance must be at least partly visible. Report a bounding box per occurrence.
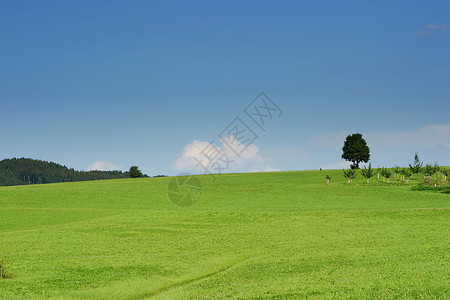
[251,166,281,172]
[220,134,265,170]
[172,140,212,171]
[263,166,280,172]
[418,30,432,36]
[416,24,448,36]
[172,136,276,173]
[88,161,121,171]
[425,24,448,30]
[365,124,450,148]
[319,161,352,170]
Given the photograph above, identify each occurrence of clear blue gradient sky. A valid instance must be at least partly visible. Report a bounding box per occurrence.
[1,1,449,175]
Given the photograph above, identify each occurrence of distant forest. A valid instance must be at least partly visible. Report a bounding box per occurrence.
[0,158,130,186]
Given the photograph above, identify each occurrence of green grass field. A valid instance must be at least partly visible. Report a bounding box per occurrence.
[1,170,449,299]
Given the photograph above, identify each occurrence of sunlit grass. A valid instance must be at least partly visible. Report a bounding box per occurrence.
[0,170,448,298]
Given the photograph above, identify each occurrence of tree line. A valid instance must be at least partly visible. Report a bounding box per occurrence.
[0,158,130,186]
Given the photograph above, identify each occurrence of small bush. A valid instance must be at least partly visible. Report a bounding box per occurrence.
[342,169,357,183]
[412,177,450,194]
[380,167,392,182]
[419,177,449,187]
[0,259,13,279]
[423,164,435,178]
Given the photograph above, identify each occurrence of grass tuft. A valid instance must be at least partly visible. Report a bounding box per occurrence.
[0,259,13,279]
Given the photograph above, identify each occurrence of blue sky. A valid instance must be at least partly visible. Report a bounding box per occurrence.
[1,0,449,175]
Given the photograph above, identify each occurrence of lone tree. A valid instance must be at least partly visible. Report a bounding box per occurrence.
[128,166,143,178]
[341,133,370,169]
[409,152,422,180]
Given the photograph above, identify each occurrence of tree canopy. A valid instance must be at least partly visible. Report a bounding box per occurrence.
[128,166,144,178]
[341,133,370,169]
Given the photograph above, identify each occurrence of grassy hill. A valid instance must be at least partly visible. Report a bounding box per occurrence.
[0,170,448,299]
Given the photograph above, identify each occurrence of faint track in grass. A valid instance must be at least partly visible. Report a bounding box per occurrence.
[2,207,448,235]
[127,257,252,299]
[2,206,449,214]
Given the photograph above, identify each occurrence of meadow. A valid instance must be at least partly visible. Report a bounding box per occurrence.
[0,170,448,299]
